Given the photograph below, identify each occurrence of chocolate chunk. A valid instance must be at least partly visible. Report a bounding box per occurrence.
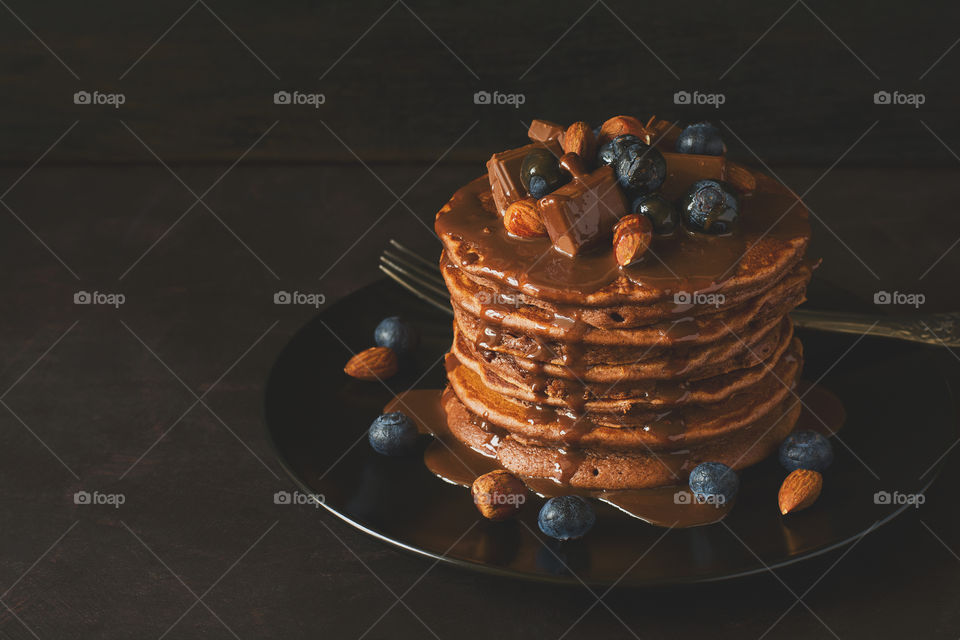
[538,153,629,257]
[662,152,726,192]
[646,118,681,149]
[527,119,565,144]
[486,140,561,216]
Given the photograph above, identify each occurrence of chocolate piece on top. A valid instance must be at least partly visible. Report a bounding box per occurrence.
[661,152,727,197]
[538,152,629,257]
[527,119,565,144]
[486,140,561,216]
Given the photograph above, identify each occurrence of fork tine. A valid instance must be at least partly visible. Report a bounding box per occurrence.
[389,239,442,274]
[382,249,445,287]
[379,263,453,317]
[379,255,450,299]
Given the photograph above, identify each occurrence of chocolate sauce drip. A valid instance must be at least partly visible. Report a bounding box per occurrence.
[385,387,843,528]
[435,170,809,301]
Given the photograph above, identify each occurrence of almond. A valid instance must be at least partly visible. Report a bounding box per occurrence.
[344,346,398,381]
[778,469,823,515]
[613,214,652,266]
[503,198,547,238]
[562,121,597,161]
[472,470,527,520]
[598,115,648,145]
[727,162,757,194]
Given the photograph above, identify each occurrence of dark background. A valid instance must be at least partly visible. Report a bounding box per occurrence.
[2,1,960,638]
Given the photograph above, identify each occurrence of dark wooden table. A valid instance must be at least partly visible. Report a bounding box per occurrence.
[2,1,960,638]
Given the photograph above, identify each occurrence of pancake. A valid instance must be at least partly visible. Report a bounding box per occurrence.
[435,172,809,307]
[431,118,812,492]
[444,256,811,348]
[447,338,801,446]
[443,386,803,490]
[454,326,799,410]
[454,315,794,389]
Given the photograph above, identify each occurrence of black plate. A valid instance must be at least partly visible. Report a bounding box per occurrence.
[264,278,957,586]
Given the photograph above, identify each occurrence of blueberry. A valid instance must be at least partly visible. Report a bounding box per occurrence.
[538,495,596,540]
[688,462,739,504]
[614,140,666,197]
[368,412,419,456]
[779,430,834,472]
[675,122,725,156]
[528,175,550,199]
[681,179,739,234]
[520,148,568,197]
[632,194,679,234]
[596,134,642,167]
[374,316,419,355]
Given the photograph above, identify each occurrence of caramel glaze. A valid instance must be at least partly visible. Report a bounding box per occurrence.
[382,387,843,528]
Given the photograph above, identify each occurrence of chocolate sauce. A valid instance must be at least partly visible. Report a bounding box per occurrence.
[435,166,809,302]
[383,387,843,528]
[384,389,501,487]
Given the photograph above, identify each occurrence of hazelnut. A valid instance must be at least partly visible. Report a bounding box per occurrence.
[471,470,527,520]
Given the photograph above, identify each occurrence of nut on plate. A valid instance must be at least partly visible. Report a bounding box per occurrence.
[562,121,597,162]
[613,214,653,266]
[503,198,547,238]
[598,115,648,145]
[778,469,823,515]
[344,346,398,381]
[472,470,527,520]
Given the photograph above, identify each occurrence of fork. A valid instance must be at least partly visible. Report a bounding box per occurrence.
[379,239,960,348]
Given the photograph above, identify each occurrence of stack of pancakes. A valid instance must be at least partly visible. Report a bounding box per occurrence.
[434,153,811,490]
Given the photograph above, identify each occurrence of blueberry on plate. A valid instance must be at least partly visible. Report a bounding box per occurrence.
[368,412,419,456]
[688,462,739,504]
[675,122,725,156]
[779,430,834,472]
[520,148,568,197]
[597,134,642,167]
[681,179,739,234]
[632,194,679,234]
[374,316,419,355]
[538,495,596,540]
